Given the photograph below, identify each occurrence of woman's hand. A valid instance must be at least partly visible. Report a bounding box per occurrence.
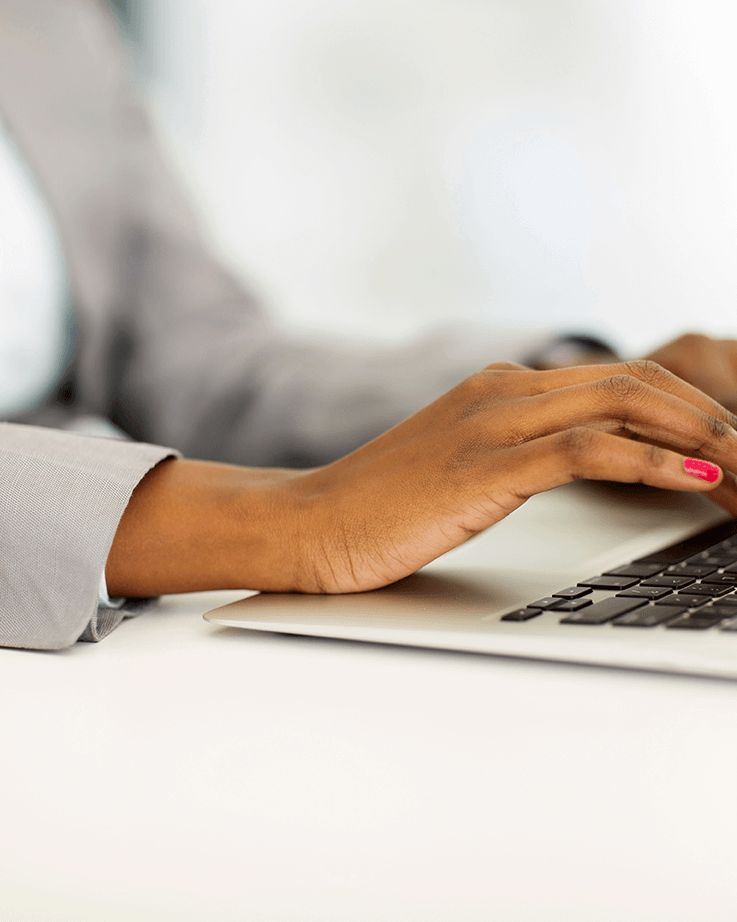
[107,359,737,599]
[291,359,737,593]
[644,333,737,414]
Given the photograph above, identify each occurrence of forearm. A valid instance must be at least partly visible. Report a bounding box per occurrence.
[105,458,308,597]
[130,326,554,469]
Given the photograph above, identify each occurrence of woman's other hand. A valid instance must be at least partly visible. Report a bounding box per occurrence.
[644,333,737,415]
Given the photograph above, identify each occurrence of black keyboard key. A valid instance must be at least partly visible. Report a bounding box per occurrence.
[528,597,567,611]
[705,595,737,606]
[560,597,647,625]
[633,520,737,565]
[654,595,707,608]
[678,584,733,597]
[501,608,543,622]
[698,605,737,619]
[555,598,594,613]
[686,547,737,566]
[667,614,724,630]
[616,586,673,600]
[604,563,666,578]
[552,587,593,600]
[666,564,718,578]
[640,575,695,589]
[694,556,737,567]
[578,576,639,590]
[700,573,737,585]
[613,606,688,627]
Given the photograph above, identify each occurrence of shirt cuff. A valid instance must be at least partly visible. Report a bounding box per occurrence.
[0,423,180,649]
[98,570,125,610]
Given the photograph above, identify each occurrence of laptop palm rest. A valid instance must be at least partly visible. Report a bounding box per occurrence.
[204,482,737,678]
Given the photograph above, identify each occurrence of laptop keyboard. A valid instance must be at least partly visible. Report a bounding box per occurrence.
[502,519,737,631]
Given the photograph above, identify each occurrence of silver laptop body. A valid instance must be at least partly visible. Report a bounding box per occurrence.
[205,482,737,680]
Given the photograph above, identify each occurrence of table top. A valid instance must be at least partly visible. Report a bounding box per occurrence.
[2,485,737,921]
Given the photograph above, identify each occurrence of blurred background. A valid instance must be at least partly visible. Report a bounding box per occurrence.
[114,0,737,356]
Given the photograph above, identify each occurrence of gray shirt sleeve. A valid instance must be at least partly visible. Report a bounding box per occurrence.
[0,422,178,650]
[0,1,555,470]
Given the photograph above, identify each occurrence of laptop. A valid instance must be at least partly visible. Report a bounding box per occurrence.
[204,480,737,680]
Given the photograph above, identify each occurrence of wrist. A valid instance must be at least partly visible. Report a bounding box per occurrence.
[524,334,620,370]
[230,466,317,594]
[106,458,311,596]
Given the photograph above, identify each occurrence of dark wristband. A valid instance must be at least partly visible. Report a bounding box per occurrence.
[524,334,621,370]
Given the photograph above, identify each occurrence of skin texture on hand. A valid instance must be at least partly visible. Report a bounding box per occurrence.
[106,354,737,599]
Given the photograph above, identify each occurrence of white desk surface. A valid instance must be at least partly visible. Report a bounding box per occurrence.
[2,485,737,922]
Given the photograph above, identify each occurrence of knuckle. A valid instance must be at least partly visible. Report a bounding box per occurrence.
[622,358,669,386]
[556,426,597,459]
[704,413,730,440]
[462,368,507,392]
[599,373,646,402]
[455,370,491,406]
[644,443,668,468]
[455,367,520,418]
[503,422,533,448]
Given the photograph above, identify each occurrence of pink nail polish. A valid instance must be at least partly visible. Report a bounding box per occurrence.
[684,458,721,483]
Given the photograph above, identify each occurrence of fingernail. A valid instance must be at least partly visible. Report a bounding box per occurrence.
[684,458,721,483]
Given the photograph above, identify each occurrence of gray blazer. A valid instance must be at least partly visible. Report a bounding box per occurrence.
[0,0,542,649]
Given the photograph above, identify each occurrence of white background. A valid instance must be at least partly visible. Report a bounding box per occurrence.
[141,0,737,356]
